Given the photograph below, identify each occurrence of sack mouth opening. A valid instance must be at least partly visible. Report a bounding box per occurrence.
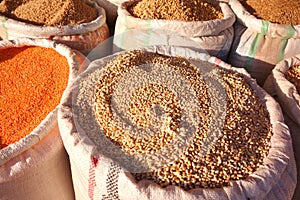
[0,1,107,37]
[229,0,300,39]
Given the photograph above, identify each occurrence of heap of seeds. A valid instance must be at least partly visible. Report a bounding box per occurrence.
[128,0,223,21]
[94,51,272,189]
[94,51,211,155]
[240,0,300,25]
[0,46,70,149]
[0,0,98,26]
[286,65,300,94]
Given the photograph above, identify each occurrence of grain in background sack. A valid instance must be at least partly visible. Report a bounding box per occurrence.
[58,46,296,200]
[228,0,300,86]
[0,38,82,200]
[113,1,235,61]
[263,55,300,200]
[0,0,109,55]
[266,55,300,126]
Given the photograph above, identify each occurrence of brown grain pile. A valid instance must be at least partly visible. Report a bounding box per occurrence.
[94,51,273,189]
[0,0,98,26]
[128,0,224,21]
[286,65,300,94]
[240,0,300,25]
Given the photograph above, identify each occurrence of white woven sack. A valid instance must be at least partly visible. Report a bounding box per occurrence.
[270,55,300,126]
[282,114,300,200]
[0,1,109,55]
[263,55,300,200]
[113,1,235,61]
[59,46,296,200]
[0,38,81,200]
[228,0,300,86]
[107,0,128,6]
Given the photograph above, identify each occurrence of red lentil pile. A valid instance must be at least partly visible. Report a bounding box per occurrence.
[0,46,70,149]
[0,0,98,26]
[128,0,224,21]
[240,0,300,25]
[286,65,300,94]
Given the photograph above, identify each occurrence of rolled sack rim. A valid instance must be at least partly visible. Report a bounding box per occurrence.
[0,1,107,38]
[117,1,236,37]
[228,0,300,39]
[58,45,294,198]
[272,54,300,125]
[123,46,293,198]
[0,38,81,166]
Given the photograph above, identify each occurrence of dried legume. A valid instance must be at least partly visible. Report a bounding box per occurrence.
[0,0,98,26]
[93,51,272,189]
[128,0,224,21]
[286,65,300,94]
[0,46,69,149]
[240,0,300,25]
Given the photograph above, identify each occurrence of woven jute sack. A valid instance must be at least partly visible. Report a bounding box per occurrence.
[227,0,300,86]
[58,46,296,200]
[113,1,235,61]
[0,0,109,55]
[0,38,82,200]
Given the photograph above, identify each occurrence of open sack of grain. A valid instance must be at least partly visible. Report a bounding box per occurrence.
[228,0,300,86]
[263,55,300,200]
[0,0,109,55]
[269,59,300,126]
[0,38,83,200]
[58,46,296,200]
[113,0,235,61]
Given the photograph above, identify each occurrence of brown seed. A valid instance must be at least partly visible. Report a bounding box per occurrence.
[93,50,272,190]
[128,0,224,21]
[286,65,300,94]
[240,0,300,25]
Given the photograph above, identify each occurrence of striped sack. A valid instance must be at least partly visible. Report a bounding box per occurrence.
[228,0,300,86]
[113,1,235,61]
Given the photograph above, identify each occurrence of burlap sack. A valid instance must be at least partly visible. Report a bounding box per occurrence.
[227,0,300,86]
[0,38,82,200]
[0,1,109,55]
[113,1,235,61]
[58,46,296,200]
